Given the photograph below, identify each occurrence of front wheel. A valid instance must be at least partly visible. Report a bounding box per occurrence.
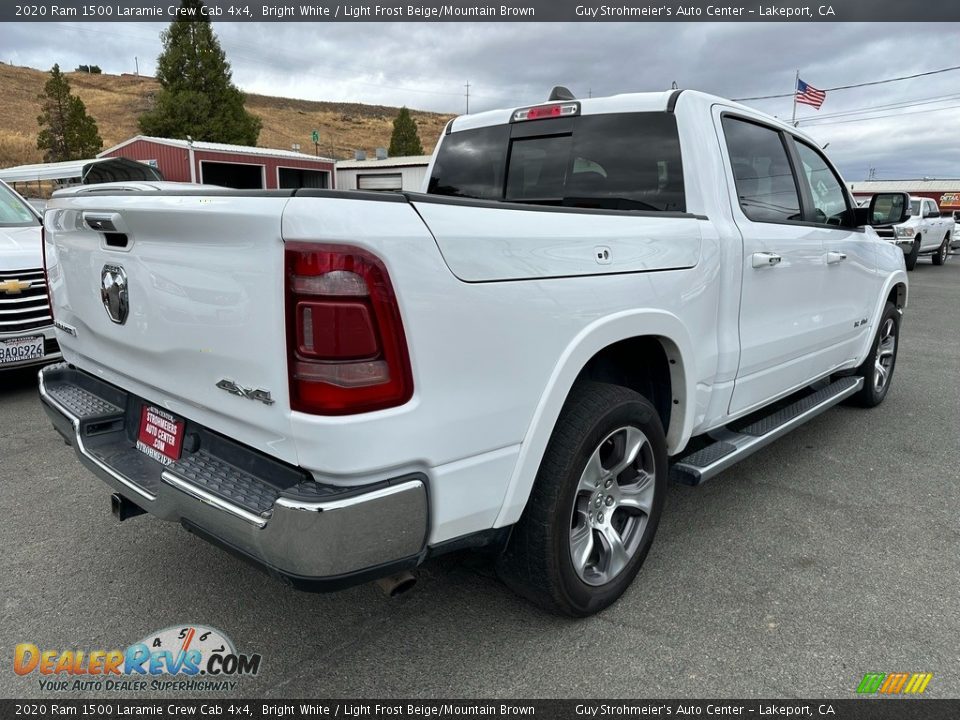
[497,381,667,616]
[932,235,950,266]
[904,237,920,271]
[847,302,900,407]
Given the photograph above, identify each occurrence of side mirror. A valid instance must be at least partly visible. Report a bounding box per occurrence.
[867,192,910,226]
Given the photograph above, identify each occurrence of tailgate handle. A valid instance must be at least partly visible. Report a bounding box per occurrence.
[83,212,129,249]
[83,212,127,234]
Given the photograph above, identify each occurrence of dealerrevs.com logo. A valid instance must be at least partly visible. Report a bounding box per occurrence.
[14,624,262,692]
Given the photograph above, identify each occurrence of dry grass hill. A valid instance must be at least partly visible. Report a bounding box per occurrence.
[0,62,454,170]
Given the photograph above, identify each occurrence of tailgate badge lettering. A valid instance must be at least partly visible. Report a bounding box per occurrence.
[216,379,275,406]
[100,264,129,324]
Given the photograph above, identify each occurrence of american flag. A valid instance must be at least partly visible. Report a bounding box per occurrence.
[796,78,827,109]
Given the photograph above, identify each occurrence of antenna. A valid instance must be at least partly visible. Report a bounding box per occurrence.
[465,81,471,114]
[548,86,576,101]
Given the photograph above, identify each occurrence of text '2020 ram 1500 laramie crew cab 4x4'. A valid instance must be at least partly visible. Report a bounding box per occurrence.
[39,89,910,616]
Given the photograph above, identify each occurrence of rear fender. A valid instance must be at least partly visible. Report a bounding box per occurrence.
[854,270,908,365]
[493,309,694,528]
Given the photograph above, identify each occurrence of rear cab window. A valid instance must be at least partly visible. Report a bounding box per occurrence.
[428,112,686,213]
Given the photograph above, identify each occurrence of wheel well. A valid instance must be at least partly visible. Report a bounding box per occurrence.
[888,283,906,311]
[575,337,674,434]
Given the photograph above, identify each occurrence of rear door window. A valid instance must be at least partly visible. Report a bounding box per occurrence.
[722,116,802,224]
[429,112,686,212]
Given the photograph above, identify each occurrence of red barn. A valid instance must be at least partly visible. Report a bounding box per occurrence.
[98,136,335,190]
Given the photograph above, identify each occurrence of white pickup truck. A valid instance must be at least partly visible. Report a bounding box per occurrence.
[873,196,954,270]
[39,89,910,616]
[0,179,60,369]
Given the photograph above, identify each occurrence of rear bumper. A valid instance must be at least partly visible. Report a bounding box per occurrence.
[39,363,428,590]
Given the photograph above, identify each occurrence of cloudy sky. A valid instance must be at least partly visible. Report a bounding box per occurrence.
[3,21,959,180]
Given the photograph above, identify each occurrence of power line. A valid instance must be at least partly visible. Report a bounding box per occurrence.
[734,64,960,101]
[796,91,960,124]
[798,102,960,128]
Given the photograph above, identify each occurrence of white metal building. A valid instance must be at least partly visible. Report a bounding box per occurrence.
[848,180,960,213]
[335,155,432,192]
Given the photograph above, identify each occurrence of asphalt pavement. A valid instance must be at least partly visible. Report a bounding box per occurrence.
[1,258,958,699]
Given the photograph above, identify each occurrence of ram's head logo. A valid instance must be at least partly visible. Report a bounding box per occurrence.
[100,264,129,324]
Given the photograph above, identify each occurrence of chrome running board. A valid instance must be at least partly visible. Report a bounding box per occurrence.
[670,376,863,486]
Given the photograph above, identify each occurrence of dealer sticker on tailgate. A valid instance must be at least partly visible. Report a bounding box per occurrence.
[135,405,185,466]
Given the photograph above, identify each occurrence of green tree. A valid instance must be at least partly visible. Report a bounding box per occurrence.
[388,107,424,157]
[36,64,103,162]
[138,0,261,145]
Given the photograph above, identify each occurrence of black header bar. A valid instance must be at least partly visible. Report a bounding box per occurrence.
[5,0,960,22]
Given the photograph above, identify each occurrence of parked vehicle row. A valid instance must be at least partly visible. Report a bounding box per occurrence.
[872,195,954,270]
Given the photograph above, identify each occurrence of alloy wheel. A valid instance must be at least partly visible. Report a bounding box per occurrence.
[873,318,896,393]
[568,426,656,586]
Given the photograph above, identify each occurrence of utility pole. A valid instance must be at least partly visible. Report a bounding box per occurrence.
[135,56,139,77]
[465,82,471,114]
[588,88,592,98]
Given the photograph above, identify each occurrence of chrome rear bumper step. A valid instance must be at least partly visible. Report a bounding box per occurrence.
[38,363,429,586]
[670,376,863,486]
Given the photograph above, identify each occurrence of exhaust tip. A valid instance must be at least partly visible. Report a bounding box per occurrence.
[111,492,146,521]
[375,570,417,597]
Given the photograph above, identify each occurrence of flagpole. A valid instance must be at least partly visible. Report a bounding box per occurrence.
[791,69,799,125]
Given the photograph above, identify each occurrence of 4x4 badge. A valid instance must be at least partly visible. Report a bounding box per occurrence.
[216,379,275,406]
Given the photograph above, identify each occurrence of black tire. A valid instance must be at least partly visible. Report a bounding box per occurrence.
[847,302,900,408]
[932,235,950,266]
[904,237,920,271]
[496,381,667,616]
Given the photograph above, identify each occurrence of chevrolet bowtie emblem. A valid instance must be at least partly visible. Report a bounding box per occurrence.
[0,279,31,295]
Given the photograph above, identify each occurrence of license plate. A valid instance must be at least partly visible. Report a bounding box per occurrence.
[135,405,186,466]
[0,335,44,365]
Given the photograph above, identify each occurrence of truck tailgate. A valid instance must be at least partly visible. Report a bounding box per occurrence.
[45,192,298,465]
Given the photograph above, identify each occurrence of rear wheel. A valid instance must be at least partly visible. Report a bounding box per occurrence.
[932,235,950,266]
[904,237,920,271]
[497,381,667,616]
[847,302,900,407]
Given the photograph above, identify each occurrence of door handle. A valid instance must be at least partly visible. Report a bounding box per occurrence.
[826,251,847,264]
[751,252,782,268]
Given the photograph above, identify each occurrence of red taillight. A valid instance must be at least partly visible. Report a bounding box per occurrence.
[285,244,413,415]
